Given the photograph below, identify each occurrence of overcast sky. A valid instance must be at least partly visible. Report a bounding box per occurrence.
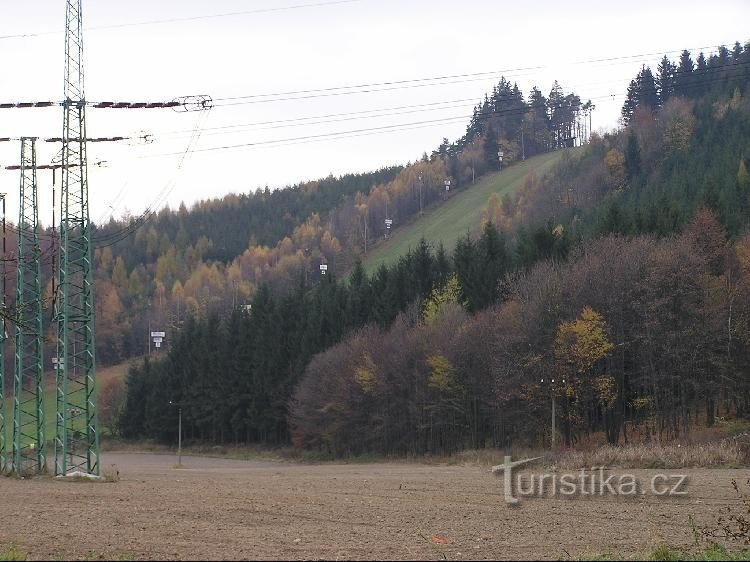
[0,0,748,225]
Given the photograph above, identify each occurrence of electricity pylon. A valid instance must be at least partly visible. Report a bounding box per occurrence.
[55,0,98,476]
[12,137,45,476]
[0,194,6,473]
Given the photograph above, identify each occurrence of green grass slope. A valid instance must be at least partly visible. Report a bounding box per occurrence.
[364,150,566,273]
[1,360,134,457]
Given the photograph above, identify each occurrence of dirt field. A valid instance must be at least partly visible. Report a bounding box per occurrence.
[1,452,748,560]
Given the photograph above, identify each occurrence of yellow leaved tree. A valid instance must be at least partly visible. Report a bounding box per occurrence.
[353,353,377,396]
[554,306,615,443]
[422,274,463,324]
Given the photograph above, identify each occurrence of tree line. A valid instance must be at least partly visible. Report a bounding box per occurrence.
[292,210,750,454]
[88,78,585,366]
[621,42,750,124]
[115,42,750,455]
[118,223,557,444]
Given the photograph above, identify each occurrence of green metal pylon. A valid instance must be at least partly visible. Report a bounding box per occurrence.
[55,0,98,477]
[12,137,45,476]
[0,194,6,474]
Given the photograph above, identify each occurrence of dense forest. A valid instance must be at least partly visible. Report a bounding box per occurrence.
[116,42,750,455]
[85,77,588,365]
[119,225,547,443]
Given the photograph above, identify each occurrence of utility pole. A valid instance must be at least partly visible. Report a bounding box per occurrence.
[178,406,182,467]
[0,193,6,473]
[169,400,182,467]
[55,0,99,477]
[552,387,556,449]
[521,127,526,161]
[541,377,564,450]
[12,137,45,475]
[362,207,368,254]
[418,172,424,215]
[384,198,390,239]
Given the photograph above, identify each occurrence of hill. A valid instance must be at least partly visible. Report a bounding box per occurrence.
[363,150,565,273]
[117,41,750,456]
[83,78,587,366]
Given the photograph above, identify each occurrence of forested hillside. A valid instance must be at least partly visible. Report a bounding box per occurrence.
[86,77,588,365]
[118,42,750,455]
[363,150,564,272]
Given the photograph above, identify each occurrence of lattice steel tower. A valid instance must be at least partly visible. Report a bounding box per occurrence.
[12,137,45,476]
[0,193,6,473]
[55,0,98,476]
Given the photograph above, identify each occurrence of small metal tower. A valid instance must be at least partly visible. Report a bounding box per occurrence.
[12,137,45,475]
[55,0,98,476]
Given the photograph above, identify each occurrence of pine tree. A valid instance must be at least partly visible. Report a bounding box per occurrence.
[483,127,500,169]
[732,41,743,63]
[434,242,451,286]
[453,234,480,312]
[625,131,641,179]
[621,79,638,125]
[637,66,659,111]
[694,52,708,96]
[477,222,508,309]
[656,55,676,106]
[347,259,371,327]
[675,50,694,97]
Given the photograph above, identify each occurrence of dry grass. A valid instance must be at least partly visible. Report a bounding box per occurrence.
[447,447,548,467]
[107,429,750,470]
[551,441,745,469]
[431,440,746,470]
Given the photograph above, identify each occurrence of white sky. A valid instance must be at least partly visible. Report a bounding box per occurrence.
[0,0,748,226]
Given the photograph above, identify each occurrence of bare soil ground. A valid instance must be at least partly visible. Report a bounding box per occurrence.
[1,452,747,560]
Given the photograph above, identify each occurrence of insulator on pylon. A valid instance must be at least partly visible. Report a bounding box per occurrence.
[172,95,213,112]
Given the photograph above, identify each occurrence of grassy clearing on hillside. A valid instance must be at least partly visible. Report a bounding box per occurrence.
[363,150,566,273]
[1,360,134,453]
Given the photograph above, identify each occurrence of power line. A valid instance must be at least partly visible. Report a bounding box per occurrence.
[143,94,617,158]
[1,52,741,248]
[212,65,543,103]
[157,98,480,138]
[132,66,744,159]
[0,98,209,110]
[90,106,213,248]
[0,43,716,111]
[0,43,734,114]
[208,44,729,107]
[0,0,363,40]
[145,58,750,145]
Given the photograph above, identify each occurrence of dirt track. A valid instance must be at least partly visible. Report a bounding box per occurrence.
[1,452,747,560]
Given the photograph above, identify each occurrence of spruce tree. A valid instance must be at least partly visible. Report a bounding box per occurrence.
[695,52,708,96]
[637,66,659,111]
[675,50,694,97]
[484,127,500,169]
[621,79,638,125]
[656,55,676,106]
[625,131,641,179]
